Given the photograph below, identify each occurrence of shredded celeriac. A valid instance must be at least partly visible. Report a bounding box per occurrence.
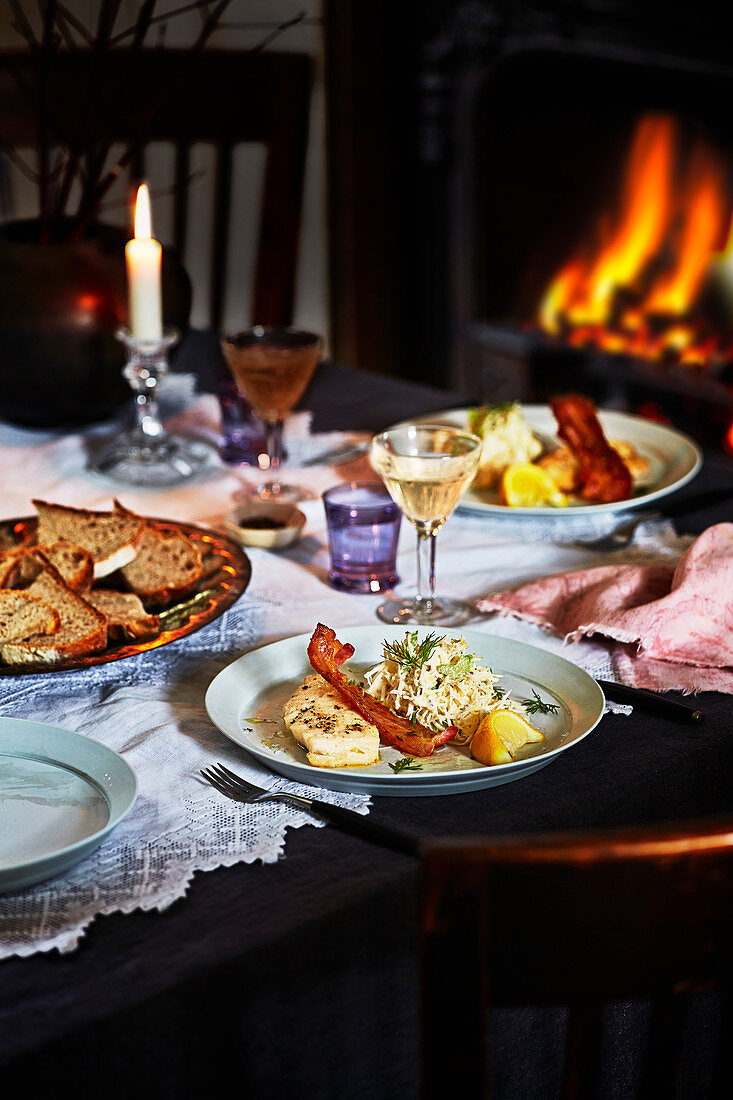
[363,633,521,744]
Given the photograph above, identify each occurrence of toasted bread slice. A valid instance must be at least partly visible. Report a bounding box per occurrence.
[86,590,160,641]
[0,590,60,644]
[32,500,145,579]
[0,548,24,587]
[114,503,203,608]
[4,541,95,592]
[42,541,95,591]
[0,552,107,665]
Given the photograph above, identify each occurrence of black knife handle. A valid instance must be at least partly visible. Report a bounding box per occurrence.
[307,797,419,856]
[598,680,704,724]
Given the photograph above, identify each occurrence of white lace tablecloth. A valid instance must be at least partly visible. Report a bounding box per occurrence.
[0,392,692,956]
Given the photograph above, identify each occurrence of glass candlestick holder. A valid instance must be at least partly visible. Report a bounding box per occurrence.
[90,327,214,486]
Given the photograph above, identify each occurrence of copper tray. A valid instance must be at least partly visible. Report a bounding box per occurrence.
[0,515,252,675]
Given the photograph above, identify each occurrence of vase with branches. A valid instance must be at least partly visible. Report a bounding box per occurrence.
[0,2,307,428]
[4,1,306,239]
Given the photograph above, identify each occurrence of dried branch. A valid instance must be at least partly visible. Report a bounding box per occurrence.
[9,1,39,50]
[52,3,95,46]
[194,0,232,49]
[96,170,206,211]
[7,0,308,240]
[53,11,79,49]
[53,150,82,219]
[248,11,307,54]
[109,0,212,46]
[131,0,158,48]
[96,0,122,46]
[5,149,42,185]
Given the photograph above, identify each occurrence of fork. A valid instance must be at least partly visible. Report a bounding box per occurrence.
[200,763,419,856]
[569,488,733,550]
[568,511,662,551]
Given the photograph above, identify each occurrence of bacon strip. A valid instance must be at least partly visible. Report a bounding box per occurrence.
[307,623,457,757]
[550,393,633,504]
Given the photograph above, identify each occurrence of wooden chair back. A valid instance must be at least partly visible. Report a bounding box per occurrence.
[0,49,312,328]
[419,816,733,1098]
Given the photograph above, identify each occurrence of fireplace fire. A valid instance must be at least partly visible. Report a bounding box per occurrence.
[412,2,733,453]
[536,114,733,372]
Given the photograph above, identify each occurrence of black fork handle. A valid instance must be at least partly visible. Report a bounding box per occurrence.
[305,796,419,856]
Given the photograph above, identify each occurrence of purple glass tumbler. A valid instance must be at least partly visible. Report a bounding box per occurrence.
[216,374,267,465]
[323,482,401,593]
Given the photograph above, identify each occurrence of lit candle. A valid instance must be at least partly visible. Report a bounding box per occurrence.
[125,183,163,340]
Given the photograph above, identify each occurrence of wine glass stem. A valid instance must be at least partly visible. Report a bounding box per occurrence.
[415,527,437,615]
[265,418,284,491]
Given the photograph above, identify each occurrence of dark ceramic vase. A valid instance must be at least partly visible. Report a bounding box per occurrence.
[0,220,192,429]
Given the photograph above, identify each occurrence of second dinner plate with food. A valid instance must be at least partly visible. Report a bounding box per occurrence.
[205,624,605,796]
[391,400,702,517]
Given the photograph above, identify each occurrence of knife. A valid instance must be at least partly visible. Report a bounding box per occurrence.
[301,440,370,467]
[598,679,704,724]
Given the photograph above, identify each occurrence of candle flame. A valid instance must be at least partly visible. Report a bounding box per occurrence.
[134,183,153,240]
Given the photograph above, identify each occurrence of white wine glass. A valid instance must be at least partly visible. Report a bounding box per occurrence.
[370,423,482,626]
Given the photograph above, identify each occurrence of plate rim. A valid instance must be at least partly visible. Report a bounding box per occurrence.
[205,625,606,793]
[0,514,252,676]
[389,405,703,516]
[0,716,137,878]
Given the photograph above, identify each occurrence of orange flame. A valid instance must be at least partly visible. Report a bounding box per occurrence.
[577,116,672,320]
[644,146,726,315]
[536,114,732,367]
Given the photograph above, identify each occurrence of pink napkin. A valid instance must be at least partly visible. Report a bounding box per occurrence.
[477,523,733,694]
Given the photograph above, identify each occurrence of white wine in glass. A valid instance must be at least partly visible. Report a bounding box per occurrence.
[370,424,481,625]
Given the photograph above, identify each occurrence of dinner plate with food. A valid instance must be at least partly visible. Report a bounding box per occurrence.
[392,394,702,516]
[205,623,605,796]
[0,498,251,675]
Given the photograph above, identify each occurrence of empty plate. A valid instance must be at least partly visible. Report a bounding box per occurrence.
[0,718,137,892]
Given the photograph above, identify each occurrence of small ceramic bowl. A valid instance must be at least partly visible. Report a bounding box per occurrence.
[224,500,306,550]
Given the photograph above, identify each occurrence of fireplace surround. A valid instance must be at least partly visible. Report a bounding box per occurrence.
[415,0,733,450]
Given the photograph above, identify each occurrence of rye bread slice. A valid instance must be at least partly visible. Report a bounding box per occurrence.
[32,500,145,579]
[0,552,107,665]
[0,548,24,587]
[115,503,203,608]
[0,590,60,643]
[86,590,160,641]
[3,541,94,592]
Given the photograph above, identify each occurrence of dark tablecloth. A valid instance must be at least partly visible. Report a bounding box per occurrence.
[2,333,733,1098]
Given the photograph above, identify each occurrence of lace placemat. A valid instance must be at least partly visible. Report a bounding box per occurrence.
[0,396,693,957]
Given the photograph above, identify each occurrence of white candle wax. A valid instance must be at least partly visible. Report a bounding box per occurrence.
[126,184,163,340]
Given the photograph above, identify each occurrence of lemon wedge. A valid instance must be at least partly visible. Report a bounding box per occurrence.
[471,709,546,766]
[499,463,566,508]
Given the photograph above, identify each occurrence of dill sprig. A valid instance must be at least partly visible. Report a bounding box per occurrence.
[521,690,559,716]
[383,631,445,672]
[389,757,423,773]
